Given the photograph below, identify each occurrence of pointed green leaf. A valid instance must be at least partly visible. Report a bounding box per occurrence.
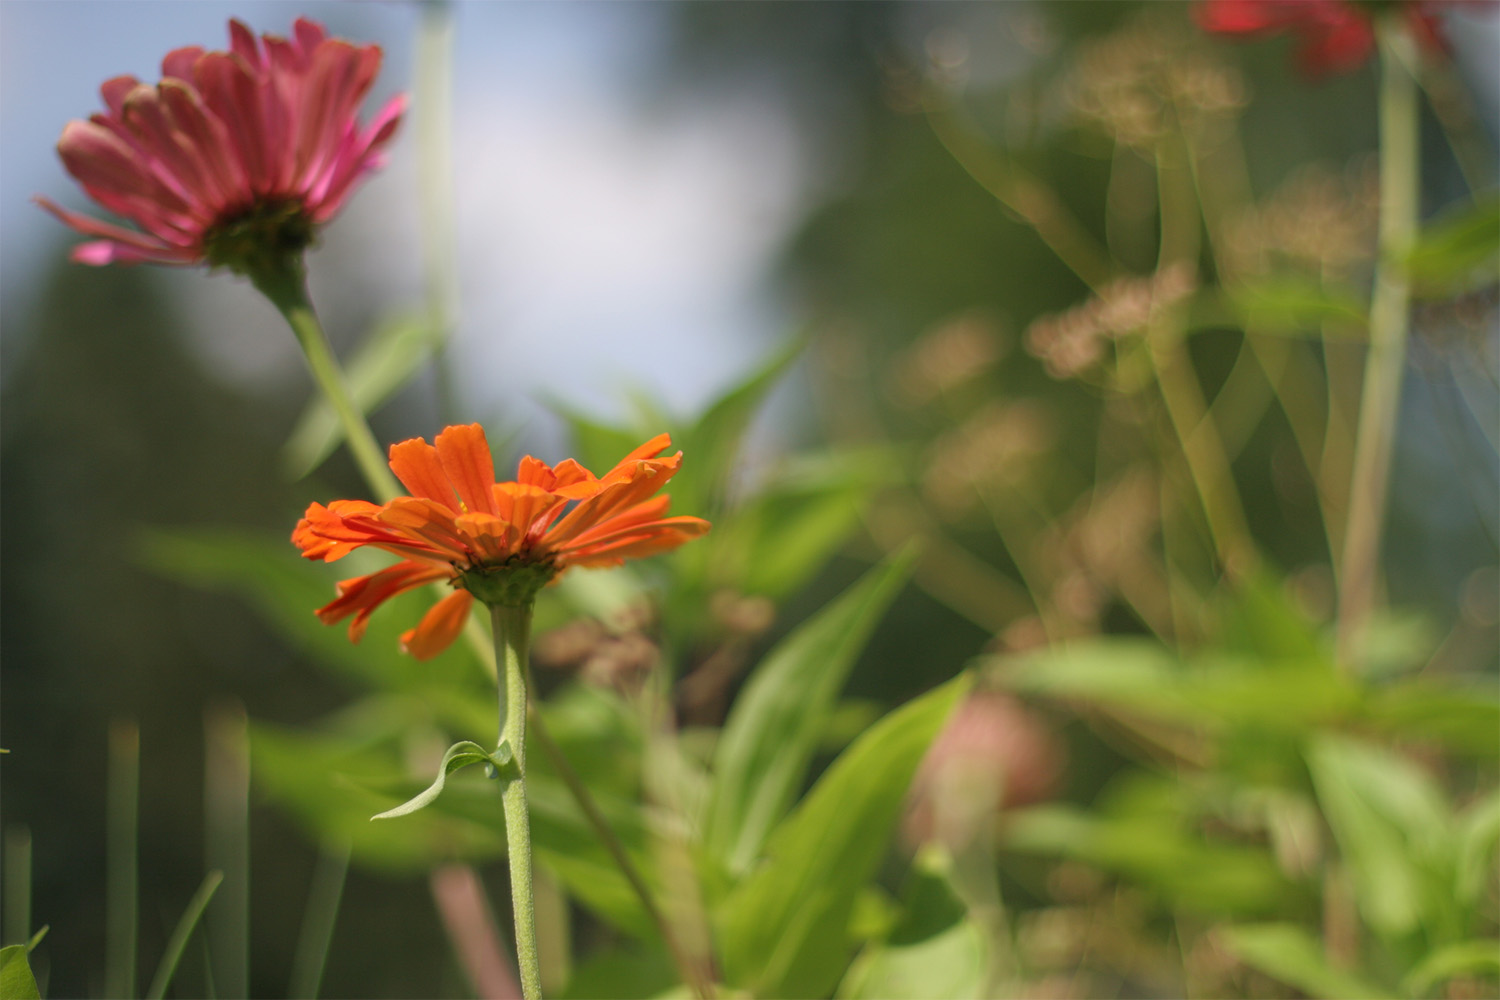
[1217,278,1367,335]
[1456,789,1500,905]
[716,672,971,999]
[372,740,509,820]
[1307,735,1453,937]
[705,549,916,876]
[1221,924,1394,1000]
[1405,194,1500,296]
[837,920,986,1000]
[145,871,223,1000]
[284,313,436,479]
[0,945,41,1000]
[1402,940,1500,996]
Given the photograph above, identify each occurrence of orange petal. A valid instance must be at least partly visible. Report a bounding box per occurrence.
[435,424,498,515]
[603,434,673,477]
[493,482,565,540]
[400,589,474,660]
[389,437,460,511]
[454,511,517,563]
[314,560,448,641]
[545,456,682,546]
[375,497,472,561]
[561,519,710,569]
[559,495,671,548]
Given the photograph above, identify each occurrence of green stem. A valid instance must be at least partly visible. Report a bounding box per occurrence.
[1336,20,1420,671]
[247,256,401,502]
[492,603,543,1000]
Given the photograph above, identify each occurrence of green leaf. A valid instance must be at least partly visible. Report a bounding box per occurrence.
[0,945,40,1000]
[283,313,437,479]
[1361,679,1500,757]
[145,870,223,1000]
[1402,940,1500,996]
[673,336,806,515]
[250,717,506,872]
[371,740,513,820]
[704,549,916,876]
[1456,789,1500,906]
[1404,195,1500,296]
[837,920,986,1000]
[1306,735,1453,937]
[1216,278,1367,335]
[715,672,971,999]
[136,528,484,690]
[703,447,895,600]
[1002,803,1294,916]
[1221,923,1395,999]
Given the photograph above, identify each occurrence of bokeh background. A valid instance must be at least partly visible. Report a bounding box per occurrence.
[2,2,1496,997]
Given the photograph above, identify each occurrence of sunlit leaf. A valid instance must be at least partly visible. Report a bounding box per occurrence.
[1221,923,1395,999]
[0,945,40,1000]
[716,672,971,999]
[1306,735,1453,937]
[704,549,916,876]
[1455,789,1500,906]
[837,920,985,1000]
[283,313,437,479]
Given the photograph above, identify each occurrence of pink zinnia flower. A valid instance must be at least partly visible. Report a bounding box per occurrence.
[1196,0,1450,77]
[35,18,403,271]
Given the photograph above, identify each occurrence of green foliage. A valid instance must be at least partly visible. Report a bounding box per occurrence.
[0,946,41,1000]
[704,549,916,876]
[716,672,971,998]
[1222,924,1395,1000]
[1404,194,1500,297]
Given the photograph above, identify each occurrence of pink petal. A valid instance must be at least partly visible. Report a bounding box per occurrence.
[161,46,203,82]
[228,19,264,70]
[100,76,139,117]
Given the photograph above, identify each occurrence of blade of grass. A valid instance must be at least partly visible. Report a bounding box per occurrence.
[145,871,224,1000]
[288,841,351,1000]
[3,826,31,946]
[107,721,139,999]
[205,704,249,999]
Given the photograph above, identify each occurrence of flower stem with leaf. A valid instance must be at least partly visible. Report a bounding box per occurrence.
[492,602,543,1000]
[246,255,402,503]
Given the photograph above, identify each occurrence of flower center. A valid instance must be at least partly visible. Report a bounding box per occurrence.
[203,199,317,277]
[456,558,559,608]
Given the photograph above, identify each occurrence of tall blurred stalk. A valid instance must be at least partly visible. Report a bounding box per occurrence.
[3,826,30,947]
[288,841,350,999]
[205,704,250,999]
[416,0,463,425]
[106,721,139,1000]
[1336,20,1421,671]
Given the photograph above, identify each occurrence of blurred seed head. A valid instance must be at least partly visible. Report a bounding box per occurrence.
[922,398,1057,516]
[888,311,1007,407]
[1025,263,1197,378]
[1227,159,1378,276]
[1067,12,1247,150]
[709,590,776,636]
[903,690,1066,850]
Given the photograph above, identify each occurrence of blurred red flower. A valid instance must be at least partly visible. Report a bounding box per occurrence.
[1196,0,1449,76]
[36,18,403,269]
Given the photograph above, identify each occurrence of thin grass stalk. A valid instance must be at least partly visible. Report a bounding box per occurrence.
[288,841,351,999]
[145,871,223,1000]
[1336,20,1421,670]
[3,826,31,947]
[106,721,139,1000]
[204,704,249,1000]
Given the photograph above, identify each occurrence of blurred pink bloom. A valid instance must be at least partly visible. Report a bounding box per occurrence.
[36,18,404,269]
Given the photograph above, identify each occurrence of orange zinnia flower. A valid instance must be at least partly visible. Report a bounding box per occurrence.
[293,424,710,660]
